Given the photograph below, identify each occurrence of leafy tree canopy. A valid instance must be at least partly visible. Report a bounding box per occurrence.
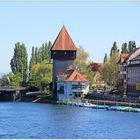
[28,61,52,95]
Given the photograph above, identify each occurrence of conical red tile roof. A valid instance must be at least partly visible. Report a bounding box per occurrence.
[51,26,77,51]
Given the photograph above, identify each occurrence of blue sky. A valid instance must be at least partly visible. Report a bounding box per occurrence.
[0,2,140,73]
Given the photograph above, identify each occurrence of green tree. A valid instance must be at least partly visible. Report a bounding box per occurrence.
[74,46,95,85]
[74,46,89,73]
[100,50,119,87]
[103,53,107,63]
[128,41,136,52]
[110,41,119,57]
[41,44,45,61]
[10,42,28,85]
[29,47,35,72]
[102,42,119,87]
[29,41,52,84]
[100,42,120,87]
[29,61,52,95]
[0,73,21,88]
[45,41,51,62]
[35,47,38,64]
[38,47,42,63]
[121,42,128,53]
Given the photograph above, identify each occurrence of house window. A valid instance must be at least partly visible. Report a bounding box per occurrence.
[59,85,64,94]
[72,84,82,89]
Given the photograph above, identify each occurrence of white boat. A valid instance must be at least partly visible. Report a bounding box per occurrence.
[82,102,96,108]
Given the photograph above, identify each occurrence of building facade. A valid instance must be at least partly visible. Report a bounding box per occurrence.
[50,26,89,100]
[118,53,128,94]
[118,48,140,97]
[127,54,140,97]
[57,69,89,101]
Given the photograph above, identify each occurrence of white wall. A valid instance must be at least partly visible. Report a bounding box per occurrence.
[57,81,89,100]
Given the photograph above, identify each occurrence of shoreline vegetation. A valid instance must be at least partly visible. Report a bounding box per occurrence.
[0,40,139,109]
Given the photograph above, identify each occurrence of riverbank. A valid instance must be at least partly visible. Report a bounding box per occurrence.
[31,96,140,113]
[1,86,140,109]
[55,99,140,113]
[34,96,140,108]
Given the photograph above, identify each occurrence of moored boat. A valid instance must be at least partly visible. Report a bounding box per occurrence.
[82,102,96,108]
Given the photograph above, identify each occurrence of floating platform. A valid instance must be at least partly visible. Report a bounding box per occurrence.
[59,101,140,113]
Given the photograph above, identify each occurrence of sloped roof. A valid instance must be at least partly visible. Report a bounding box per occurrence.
[51,26,77,51]
[118,48,140,64]
[124,48,139,62]
[131,53,140,61]
[66,70,89,82]
[57,69,89,82]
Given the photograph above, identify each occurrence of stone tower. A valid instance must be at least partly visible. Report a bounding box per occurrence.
[50,26,77,98]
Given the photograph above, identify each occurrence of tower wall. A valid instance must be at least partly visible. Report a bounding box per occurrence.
[52,59,74,99]
[53,59,74,81]
[50,26,77,99]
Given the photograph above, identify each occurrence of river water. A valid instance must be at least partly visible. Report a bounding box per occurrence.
[0,102,140,138]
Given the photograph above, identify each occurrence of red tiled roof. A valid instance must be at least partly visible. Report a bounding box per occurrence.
[50,26,77,51]
[88,62,101,71]
[124,48,139,62]
[57,69,89,82]
[118,48,139,64]
[66,70,89,82]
